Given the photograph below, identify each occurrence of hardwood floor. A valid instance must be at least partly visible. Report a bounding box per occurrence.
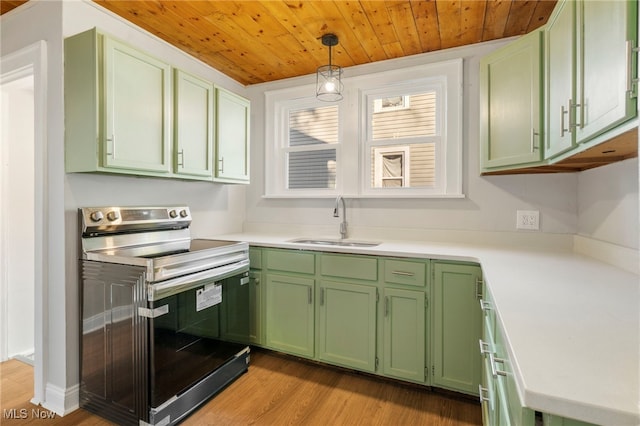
[1,349,482,425]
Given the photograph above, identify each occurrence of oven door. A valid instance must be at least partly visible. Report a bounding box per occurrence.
[148,269,250,409]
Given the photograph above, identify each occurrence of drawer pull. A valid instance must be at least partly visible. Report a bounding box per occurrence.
[391,270,415,277]
[479,339,491,356]
[479,299,492,311]
[478,385,490,404]
[489,352,507,378]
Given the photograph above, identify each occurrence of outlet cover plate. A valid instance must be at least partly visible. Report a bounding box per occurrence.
[516,210,539,230]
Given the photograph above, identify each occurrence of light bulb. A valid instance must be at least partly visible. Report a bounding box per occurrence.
[324,80,336,92]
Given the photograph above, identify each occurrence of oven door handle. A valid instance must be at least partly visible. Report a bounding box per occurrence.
[148,259,250,301]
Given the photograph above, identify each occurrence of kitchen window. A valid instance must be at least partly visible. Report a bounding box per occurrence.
[362,85,442,195]
[265,58,462,198]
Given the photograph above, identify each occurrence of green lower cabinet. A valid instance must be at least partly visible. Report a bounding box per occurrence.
[382,287,426,383]
[317,280,377,372]
[265,273,315,358]
[431,262,483,395]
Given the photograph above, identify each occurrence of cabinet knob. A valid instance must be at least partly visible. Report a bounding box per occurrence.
[106,211,120,221]
[89,211,104,222]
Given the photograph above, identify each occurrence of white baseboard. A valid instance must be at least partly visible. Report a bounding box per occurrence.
[42,382,79,416]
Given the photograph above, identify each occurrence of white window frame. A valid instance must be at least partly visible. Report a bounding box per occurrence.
[361,80,445,196]
[264,58,463,199]
[265,88,343,197]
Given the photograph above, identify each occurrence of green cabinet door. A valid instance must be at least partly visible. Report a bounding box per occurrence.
[480,29,544,171]
[576,0,637,143]
[215,87,250,183]
[318,280,377,372]
[265,273,315,358]
[174,69,214,179]
[545,0,576,159]
[431,262,482,395]
[65,29,172,176]
[382,287,426,383]
[103,36,172,173]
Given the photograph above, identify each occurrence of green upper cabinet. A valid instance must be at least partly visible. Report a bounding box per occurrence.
[214,87,250,184]
[431,262,482,396]
[174,69,214,179]
[318,280,377,372]
[577,0,637,142]
[480,29,544,171]
[65,28,251,184]
[382,287,426,383]
[65,28,172,176]
[545,0,637,159]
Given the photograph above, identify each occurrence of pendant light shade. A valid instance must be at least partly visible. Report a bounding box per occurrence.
[316,34,343,102]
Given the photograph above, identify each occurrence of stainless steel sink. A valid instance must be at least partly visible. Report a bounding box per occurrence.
[288,238,380,247]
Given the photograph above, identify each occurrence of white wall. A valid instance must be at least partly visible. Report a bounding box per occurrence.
[577,158,639,249]
[245,41,580,239]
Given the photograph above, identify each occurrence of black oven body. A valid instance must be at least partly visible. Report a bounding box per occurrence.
[79,261,250,426]
[149,273,251,414]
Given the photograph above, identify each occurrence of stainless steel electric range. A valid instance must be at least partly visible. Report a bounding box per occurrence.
[78,206,250,426]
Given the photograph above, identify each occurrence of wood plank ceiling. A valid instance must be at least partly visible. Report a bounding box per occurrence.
[2,1,557,85]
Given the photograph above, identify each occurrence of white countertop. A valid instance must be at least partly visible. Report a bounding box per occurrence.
[212,232,640,425]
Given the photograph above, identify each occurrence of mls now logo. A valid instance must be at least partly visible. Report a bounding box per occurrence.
[3,408,56,419]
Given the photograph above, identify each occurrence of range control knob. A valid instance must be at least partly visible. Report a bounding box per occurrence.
[169,210,178,218]
[179,209,189,218]
[89,211,104,222]
[106,211,120,221]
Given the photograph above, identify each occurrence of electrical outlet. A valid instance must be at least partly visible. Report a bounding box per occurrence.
[516,210,539,230]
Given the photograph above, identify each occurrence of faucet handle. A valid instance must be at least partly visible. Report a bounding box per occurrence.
[339,222,348,238]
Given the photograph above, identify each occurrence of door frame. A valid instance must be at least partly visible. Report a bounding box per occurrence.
[0,40,48,405]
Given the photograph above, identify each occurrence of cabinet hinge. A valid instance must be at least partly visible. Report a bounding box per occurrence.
[425,367,429,378]
[376,289,379,303]
[375,357,379,371]
[432,366,435,376]
[425,294,428,308]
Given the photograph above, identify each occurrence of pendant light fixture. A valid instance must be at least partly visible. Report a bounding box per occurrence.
[316,33,343,102]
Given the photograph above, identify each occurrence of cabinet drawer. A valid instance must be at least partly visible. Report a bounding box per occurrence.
[384,259,426,287]
[320,254,377,281]
[265,249,315,274]
[249,247,262,269]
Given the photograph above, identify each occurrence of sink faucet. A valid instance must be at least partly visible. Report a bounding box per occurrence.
[333,196,348,239]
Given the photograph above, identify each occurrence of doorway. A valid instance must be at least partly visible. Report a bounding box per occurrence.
[0,73,35,364]
[0,40,47,405]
